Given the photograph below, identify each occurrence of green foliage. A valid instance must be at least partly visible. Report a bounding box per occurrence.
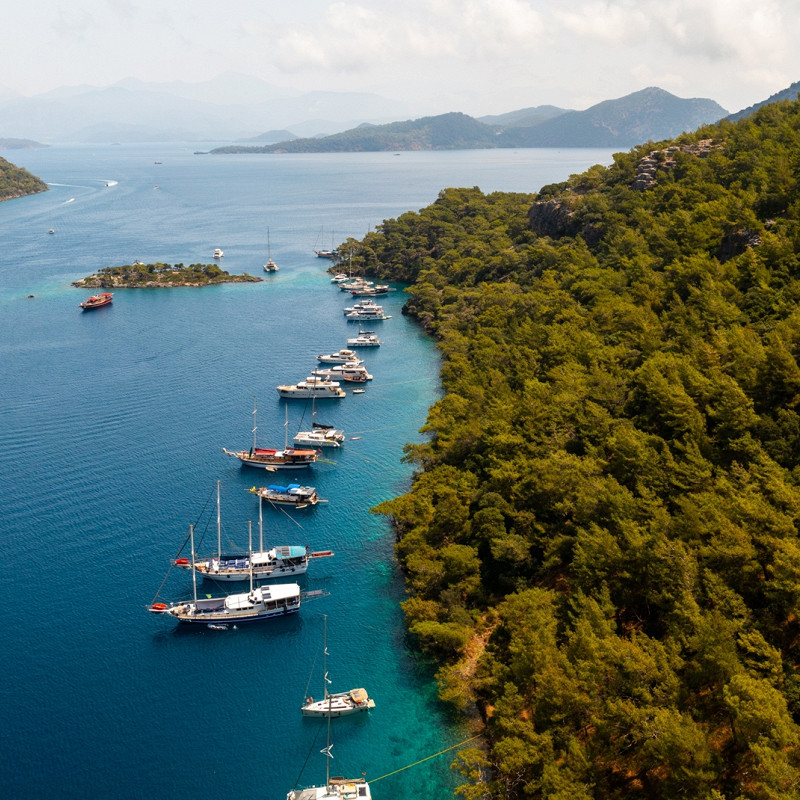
[366,99,800,798]
[0,156,48,201]
[72,263,260,287]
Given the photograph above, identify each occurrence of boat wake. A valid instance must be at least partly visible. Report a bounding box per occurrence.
[63,198,75,204]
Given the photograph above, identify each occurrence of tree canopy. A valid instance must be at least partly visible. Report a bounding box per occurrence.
[362,99,800,799]
[0,155,48,202]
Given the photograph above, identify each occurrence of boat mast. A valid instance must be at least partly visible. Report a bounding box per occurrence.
[190,524,198,607]
[325,647,333,790]
[284,404,289,450]
[252,396,258,453]
[323,614,330,702]
[258,492,264,552]
[248,520,254,595]
[216,480,221,560]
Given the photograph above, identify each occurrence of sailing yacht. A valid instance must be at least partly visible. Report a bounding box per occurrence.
[264,227,279,272]
[172,482,332,581]
[149,522,302,625]
[293,396,345,448]
[289,619,372,799]
[301,616,375,718]
[223,398,318,469]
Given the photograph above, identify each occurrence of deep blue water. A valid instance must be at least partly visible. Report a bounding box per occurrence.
[0,143,615,799]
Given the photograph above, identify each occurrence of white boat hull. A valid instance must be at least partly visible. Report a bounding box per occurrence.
[277,388,346,399]
[288,780,371,800]
[153,583,302,624]
[301,692,375,717]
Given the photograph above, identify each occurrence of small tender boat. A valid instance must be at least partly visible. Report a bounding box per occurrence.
[251,483,320,508]
[346,330,381,347]
[277,378,346,399]
[213,248,224,258]
[316,349,362,364]
[79,292,113,310]
[48,228,54,234]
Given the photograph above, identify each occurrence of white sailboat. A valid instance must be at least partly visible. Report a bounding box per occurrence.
[294,396,345,448]
[264,227,279,272]
[289,620,372,800]
[302,615,374,717]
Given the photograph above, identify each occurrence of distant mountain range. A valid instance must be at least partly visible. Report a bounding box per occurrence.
[0,72,411,143]
[212,88,727,153]
[3,72,796,150]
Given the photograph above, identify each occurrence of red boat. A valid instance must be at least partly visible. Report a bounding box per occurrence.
[79,292,113,310]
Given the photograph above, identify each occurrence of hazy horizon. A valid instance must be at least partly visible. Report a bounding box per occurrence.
[2,1,799,119]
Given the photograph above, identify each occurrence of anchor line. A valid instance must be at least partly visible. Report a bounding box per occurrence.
[370,734,484,783]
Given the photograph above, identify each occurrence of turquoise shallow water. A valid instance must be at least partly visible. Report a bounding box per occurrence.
[0,143,615,799]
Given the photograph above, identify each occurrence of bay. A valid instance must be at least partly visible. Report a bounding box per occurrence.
[0,143,615,799]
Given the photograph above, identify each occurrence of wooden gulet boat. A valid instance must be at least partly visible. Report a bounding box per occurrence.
[172,482,332,581]
[150,521,304,625]
[223,398,318,469]
[79,292,113,310]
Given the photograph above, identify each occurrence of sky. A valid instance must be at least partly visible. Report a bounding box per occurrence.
[2,0,799,116]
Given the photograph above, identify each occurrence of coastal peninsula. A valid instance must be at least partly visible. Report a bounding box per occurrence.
[0,155,48,202]
[73,262,262,288]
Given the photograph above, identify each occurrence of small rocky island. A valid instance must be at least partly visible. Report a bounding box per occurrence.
[72,262,262,288]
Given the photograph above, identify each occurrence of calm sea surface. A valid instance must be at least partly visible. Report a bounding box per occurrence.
[0,144,615,799]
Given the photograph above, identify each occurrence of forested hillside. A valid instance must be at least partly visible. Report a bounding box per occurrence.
[0,155,47,201]
[353,99,800,799]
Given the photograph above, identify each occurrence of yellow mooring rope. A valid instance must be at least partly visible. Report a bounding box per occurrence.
[370,734,484,783]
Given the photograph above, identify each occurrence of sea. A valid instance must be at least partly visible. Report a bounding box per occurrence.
[0,143,616,799]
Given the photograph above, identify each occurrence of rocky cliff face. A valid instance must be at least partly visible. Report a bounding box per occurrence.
[527,198,581,239]
[631,139,719,190]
